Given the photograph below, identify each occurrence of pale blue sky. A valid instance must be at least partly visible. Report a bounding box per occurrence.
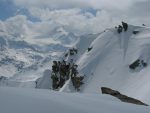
[0,0,17,20]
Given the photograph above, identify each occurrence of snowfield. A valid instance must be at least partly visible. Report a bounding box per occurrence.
[0,87,150,113]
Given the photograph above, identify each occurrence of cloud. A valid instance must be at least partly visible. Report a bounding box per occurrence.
[26,8,115,34]
[28,8,81,21]
[13,0,147,11]
[0,0,18,20]
[112,0,150,26]
[13,0,91,9]
[1,0,150,39]
[127,0,150,18]
[12,0,150,26]
[0,8,115,38]
[90,0,146,10]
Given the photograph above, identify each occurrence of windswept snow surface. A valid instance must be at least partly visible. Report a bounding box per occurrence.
[0,87,150,113]
[77,25,150,104]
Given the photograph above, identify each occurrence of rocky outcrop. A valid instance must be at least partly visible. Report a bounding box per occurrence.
[129,59,147,70]
[101,87,148,106]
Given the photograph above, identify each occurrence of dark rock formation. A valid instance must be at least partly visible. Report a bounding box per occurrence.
[133,30,140,34]
[101,87,148,106]
[87,47,93,52]
[117,25,123,34]
[51,48,84,91]
[122,21,128,31]
[129,59,147,70]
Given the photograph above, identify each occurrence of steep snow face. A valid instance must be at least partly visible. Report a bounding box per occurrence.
[0,87,150,113]
[77,25,150,104]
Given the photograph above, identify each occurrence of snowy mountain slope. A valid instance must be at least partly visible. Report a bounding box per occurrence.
[0,24,99,89]
[1,20,150,107]
[59,33,99,92]
[0,24,81,87]
[0,86,150,113]
[0,23,150,113]
[74,25,150,104]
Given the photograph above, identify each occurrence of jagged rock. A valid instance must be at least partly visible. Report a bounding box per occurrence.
[117,25,123,34]
[87,47,93,52]
[51,47,84,91]
[133,30,139,34]
[122,21,128,31]
[101,87,148,106]
[69,48,78,56]
[142,24,146,26]
[129,59,147,70]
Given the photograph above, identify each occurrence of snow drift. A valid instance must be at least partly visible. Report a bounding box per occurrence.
[0,87,150,113]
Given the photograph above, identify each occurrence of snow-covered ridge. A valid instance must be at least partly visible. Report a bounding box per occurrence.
[75,25,150,104]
